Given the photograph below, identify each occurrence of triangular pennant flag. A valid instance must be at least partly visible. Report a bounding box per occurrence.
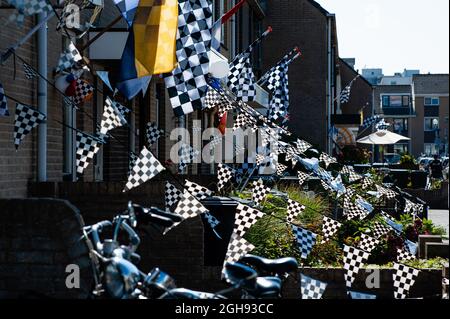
[321,216,342,243]
[73,79,94,105]
[371,221,392,238]
[174,190,209,220]
[55,42,83,73]
[224,232,255,265]
[23,62,38,79]
[251,179,271,206]
[0,83,9,117]
[358,233,380,254]
[123,147,165,192]
[99,97,128,137]
[184,180,213,201]
[343,245,369,288]
[217,164,235,191]
[146,122,164,146]
[165,182,183,210]
[300,274,327,299]
[298,171,310,186]
[319,152,337,168]
[14,103,46,150]
[292,225,317,260]
[75,131,103,176]
[376,184,397,200]
[286,199,305,223]
[396,248,416,262]
[128,151,138,175]
[233,203,265,237]
[393,263,420,299]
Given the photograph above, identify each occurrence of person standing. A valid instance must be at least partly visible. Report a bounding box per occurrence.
[429,154,443,180]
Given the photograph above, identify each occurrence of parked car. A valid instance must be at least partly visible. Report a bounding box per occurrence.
[418,157,434,171]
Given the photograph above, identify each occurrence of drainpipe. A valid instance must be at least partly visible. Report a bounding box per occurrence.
[37,12,48,182]
[326,15,334,155]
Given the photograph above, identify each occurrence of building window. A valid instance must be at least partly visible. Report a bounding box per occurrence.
[393,144,409,154]
[393,118,408,133]
[381,95,410,107]
[424,143,439,155]
[424,97,440,106]
[424,118,439,131]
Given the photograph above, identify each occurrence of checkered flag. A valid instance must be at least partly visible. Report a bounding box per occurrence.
[300,274,327,299]
[234,204,265,237]
[340,165,353,175]
[224,233,255,265]
[348,170,363,183]
[276,163,288,176]
[13,103,46,150]
[177,143,200,173]
[184,180,213,201]
[146,122,164,146]
[165,182,183,210]
[393,263,420,299]
[204,85,223,109]
[217,164,235,192]
[115,102,131,117]
[343,194,367,221]
[0,83,9,117]
[358,234,380,254]
[362,177,373,189]
[319,153,337,168]
[227,28,271,102]
[217,99,234,119]
[9,0,53,25]
[316,167,332,182]
[75,131,102,177]
[23,63,37,79]
[397,248,416,262]
[348,290,377,299]
[286,199,305,223]
[404,198,423,217]
[164,0,213,116]
[292,225,317,260]
[99,97,127,137]
[251,179,271,206]
[298,171,310,186]
[123,147,165,192]
[321,180,332,192]
[376,184,397,200]
[343,245,370,288]
[174,189,209,219]
[56,42,83,73]
[321,216,342,243]
[73,79,94,105]
[128,152,138,175]
[361,115,382,129]
[255,154,266,166]
[295,139,312,154]
[371,221,391,238]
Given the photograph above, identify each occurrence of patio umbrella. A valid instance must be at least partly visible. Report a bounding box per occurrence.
[357,130,410,163]
[356,130,410,145]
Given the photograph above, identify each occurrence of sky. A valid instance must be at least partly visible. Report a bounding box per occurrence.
[315,0,449,75]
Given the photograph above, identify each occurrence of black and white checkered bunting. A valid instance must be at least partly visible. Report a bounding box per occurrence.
[286,199,305,223]
[174,190,209,220]
[295,139,312,154]
[371,221,392,238]
[23,63,38,79]
[404,198,424,217]
[376,184,398,200]
[300,274,327,299]
[361,115,382,129]
[165,182,183,210]
[319,152,337,168]
[298,171,310,186]
[276,163,288,176]
[393,263,420,299]
[164,0,212,116]
[358,233,380,254]
[75,131,102,177]
[343,245,370,288]
[233,204,265,238]
[396,248,416,262]
[251,179,271,206]
[343,194,367,221]
[177,144,200,173]
[321,216,342,243]
[146,122,164,146]
[99,97,127,137]
[348,170,363,183]
[217,164,235,191]
[204,85,223,109]
[56,42,82,73]
[362,177,374,189]
[184,180,213,201]
[340,165,353,175]
[14,103,46,150]
[0,83,8,116]
[123,147,165,192]
[292,225,317,260]
[224,233,255,265]
[128,152,139,175]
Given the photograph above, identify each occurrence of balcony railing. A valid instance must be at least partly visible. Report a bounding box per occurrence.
[382,106,414,116]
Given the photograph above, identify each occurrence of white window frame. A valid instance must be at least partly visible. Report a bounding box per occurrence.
[424,97,440,106]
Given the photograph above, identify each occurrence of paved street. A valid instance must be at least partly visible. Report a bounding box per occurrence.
[429,209,450,237]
